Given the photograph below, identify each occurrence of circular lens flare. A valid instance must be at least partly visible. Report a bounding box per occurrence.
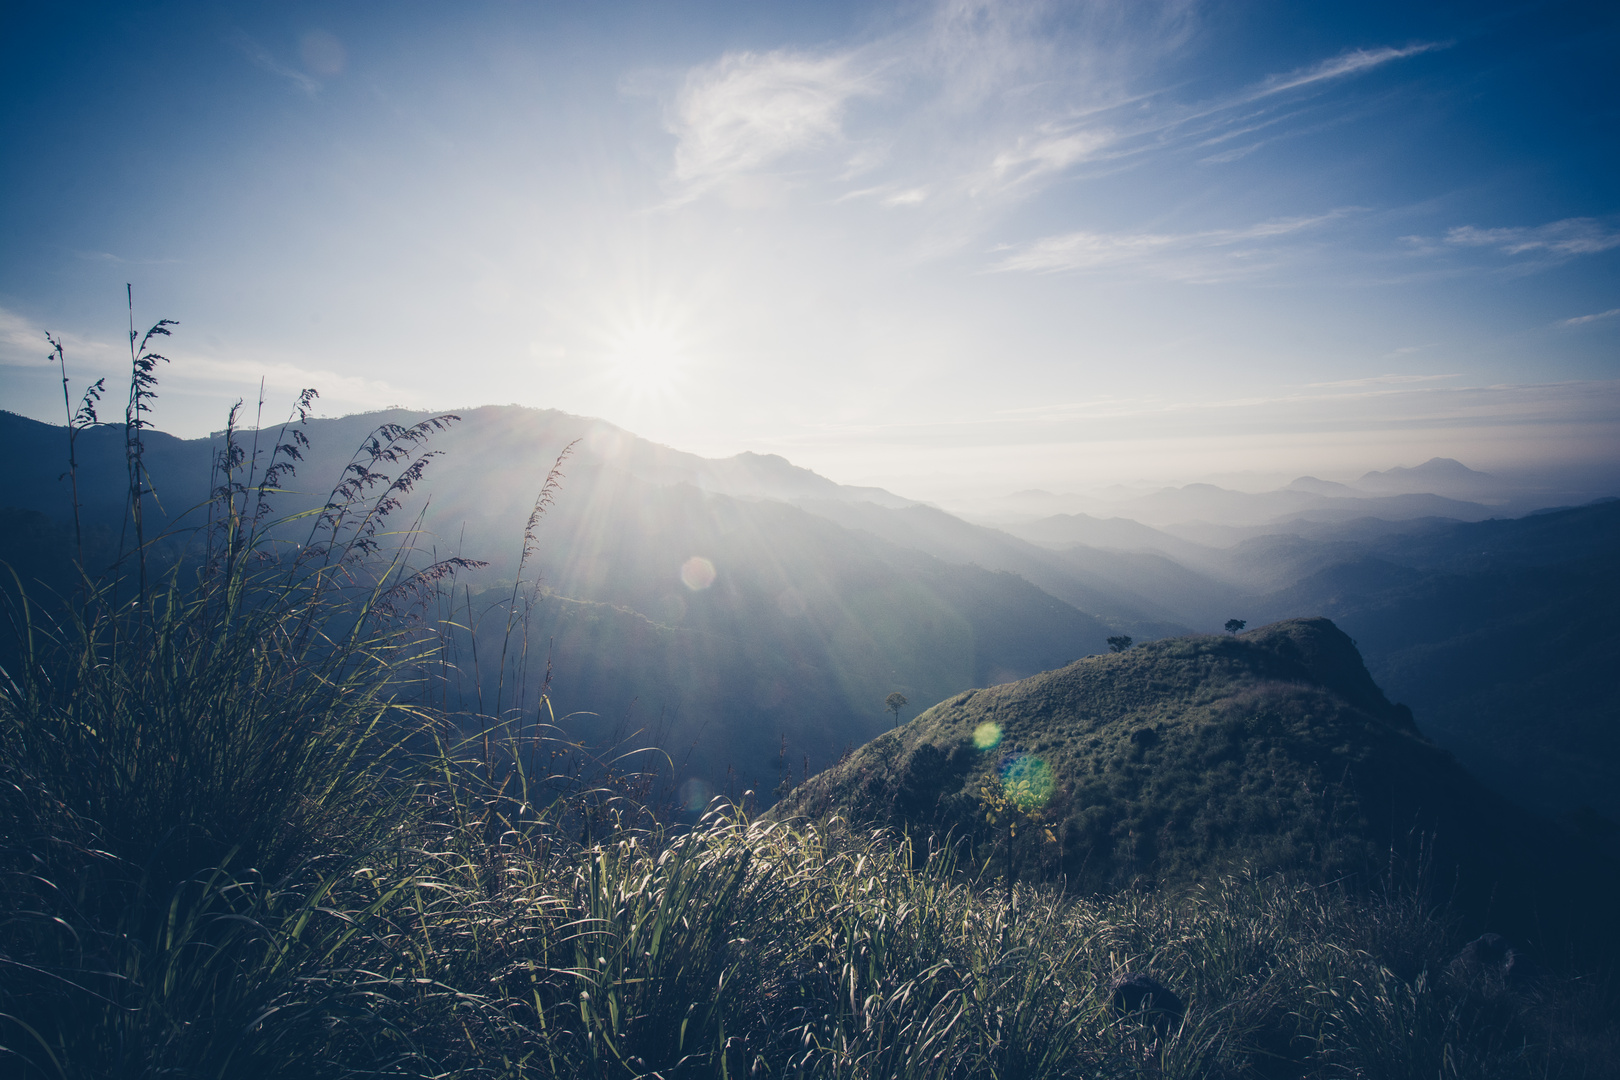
[999,753,1054,810]
[973,722,1003,750]
[680,556,717,591]
[679,778,714,813]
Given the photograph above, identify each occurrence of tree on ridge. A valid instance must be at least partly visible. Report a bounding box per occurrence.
[885,691,908,729]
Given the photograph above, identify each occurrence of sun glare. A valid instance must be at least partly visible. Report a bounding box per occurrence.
[602,318,689,400]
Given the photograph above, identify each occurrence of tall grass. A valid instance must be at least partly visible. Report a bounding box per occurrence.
[1,312,1614,1078]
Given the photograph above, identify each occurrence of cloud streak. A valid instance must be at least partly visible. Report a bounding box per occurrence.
[1250,43,1446,100]
[989,127,1117,186]
[0,307,120,371]
[1559,307,1620,327]
[989,211,1350,278]
[1446,218,1620,258]
[232,31,320,96]
[0,306,398,414]
[1306,373,1459,388]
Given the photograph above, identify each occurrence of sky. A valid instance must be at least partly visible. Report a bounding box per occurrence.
[1,0,1617,504]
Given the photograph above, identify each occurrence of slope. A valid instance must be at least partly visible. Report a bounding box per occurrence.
[777,619,1616,945]
[0,407,1114,793]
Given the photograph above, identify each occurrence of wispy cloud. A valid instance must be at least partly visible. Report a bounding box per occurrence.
[989,127,1117,186]
[232,31,320,96]
[0,307,54,367]
[1559,307,1620,327]
[965,376,1615,430]
[884,187,930,206]
[981,39,1442,189]
[667,50,876,194]
[0,305,397,413]
[990,211,1349,278]
[658,1,1440,233]
[0,307,118,370]
[177,353,402,404]
[1306,373,1458,389]
[1249,43,1446,100]
[1445,218,1620,258]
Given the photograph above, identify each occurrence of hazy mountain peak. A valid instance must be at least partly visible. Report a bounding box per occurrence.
[1356,457,1505,499]
[1286,475,1359,496]
[1362,456,1482,479]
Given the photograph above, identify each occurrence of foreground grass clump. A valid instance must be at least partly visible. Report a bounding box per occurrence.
[5,711,1617,1080]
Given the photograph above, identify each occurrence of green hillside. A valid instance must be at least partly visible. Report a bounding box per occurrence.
[777,618,1615,942]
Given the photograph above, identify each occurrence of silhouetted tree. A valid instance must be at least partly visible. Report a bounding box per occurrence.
[1107,635,1133,653]
[885,691,908,729]
[1225,619,1247,635]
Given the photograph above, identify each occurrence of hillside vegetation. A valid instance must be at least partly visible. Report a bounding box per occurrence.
[777,619,1617,949]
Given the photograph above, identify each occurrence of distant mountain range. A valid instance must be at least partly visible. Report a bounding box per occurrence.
[2,406,1615,827]
[972,457,1599,533]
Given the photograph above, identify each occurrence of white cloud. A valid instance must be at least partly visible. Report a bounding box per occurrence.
[660,1,1173,207]
[0,307,121,371]
[1559,307,1620,327]
[1198,141,1266,165]
[0,305,397,418]
[1249,43,1446,100]
[658,0,1438,234]
[667,50,875,193]
[990,127,1117,185]
[990,211,1347,277]
[884,187,930,206]
[1445,218,1620,258]
[1306,373,1458,389]
[0,307,52,367]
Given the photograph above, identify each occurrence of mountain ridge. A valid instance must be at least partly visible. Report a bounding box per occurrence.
[776,618,1618,947]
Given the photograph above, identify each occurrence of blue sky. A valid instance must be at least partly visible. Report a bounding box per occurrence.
[1,0,1616,502]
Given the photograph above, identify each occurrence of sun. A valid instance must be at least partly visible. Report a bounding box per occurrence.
[602,318,689,400]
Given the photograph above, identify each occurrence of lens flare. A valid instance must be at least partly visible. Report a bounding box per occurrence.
[680,556,717,590]
[999,753,1054,810]
[679,777,714,813]
[973,721,1003,749]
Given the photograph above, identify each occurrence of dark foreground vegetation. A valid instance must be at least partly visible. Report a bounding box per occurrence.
[3,319,1618,1077]
[6,566,1618,1080]
[9,557,1620,1080]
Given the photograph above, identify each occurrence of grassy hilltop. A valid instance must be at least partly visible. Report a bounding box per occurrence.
[778,618,1616,944]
